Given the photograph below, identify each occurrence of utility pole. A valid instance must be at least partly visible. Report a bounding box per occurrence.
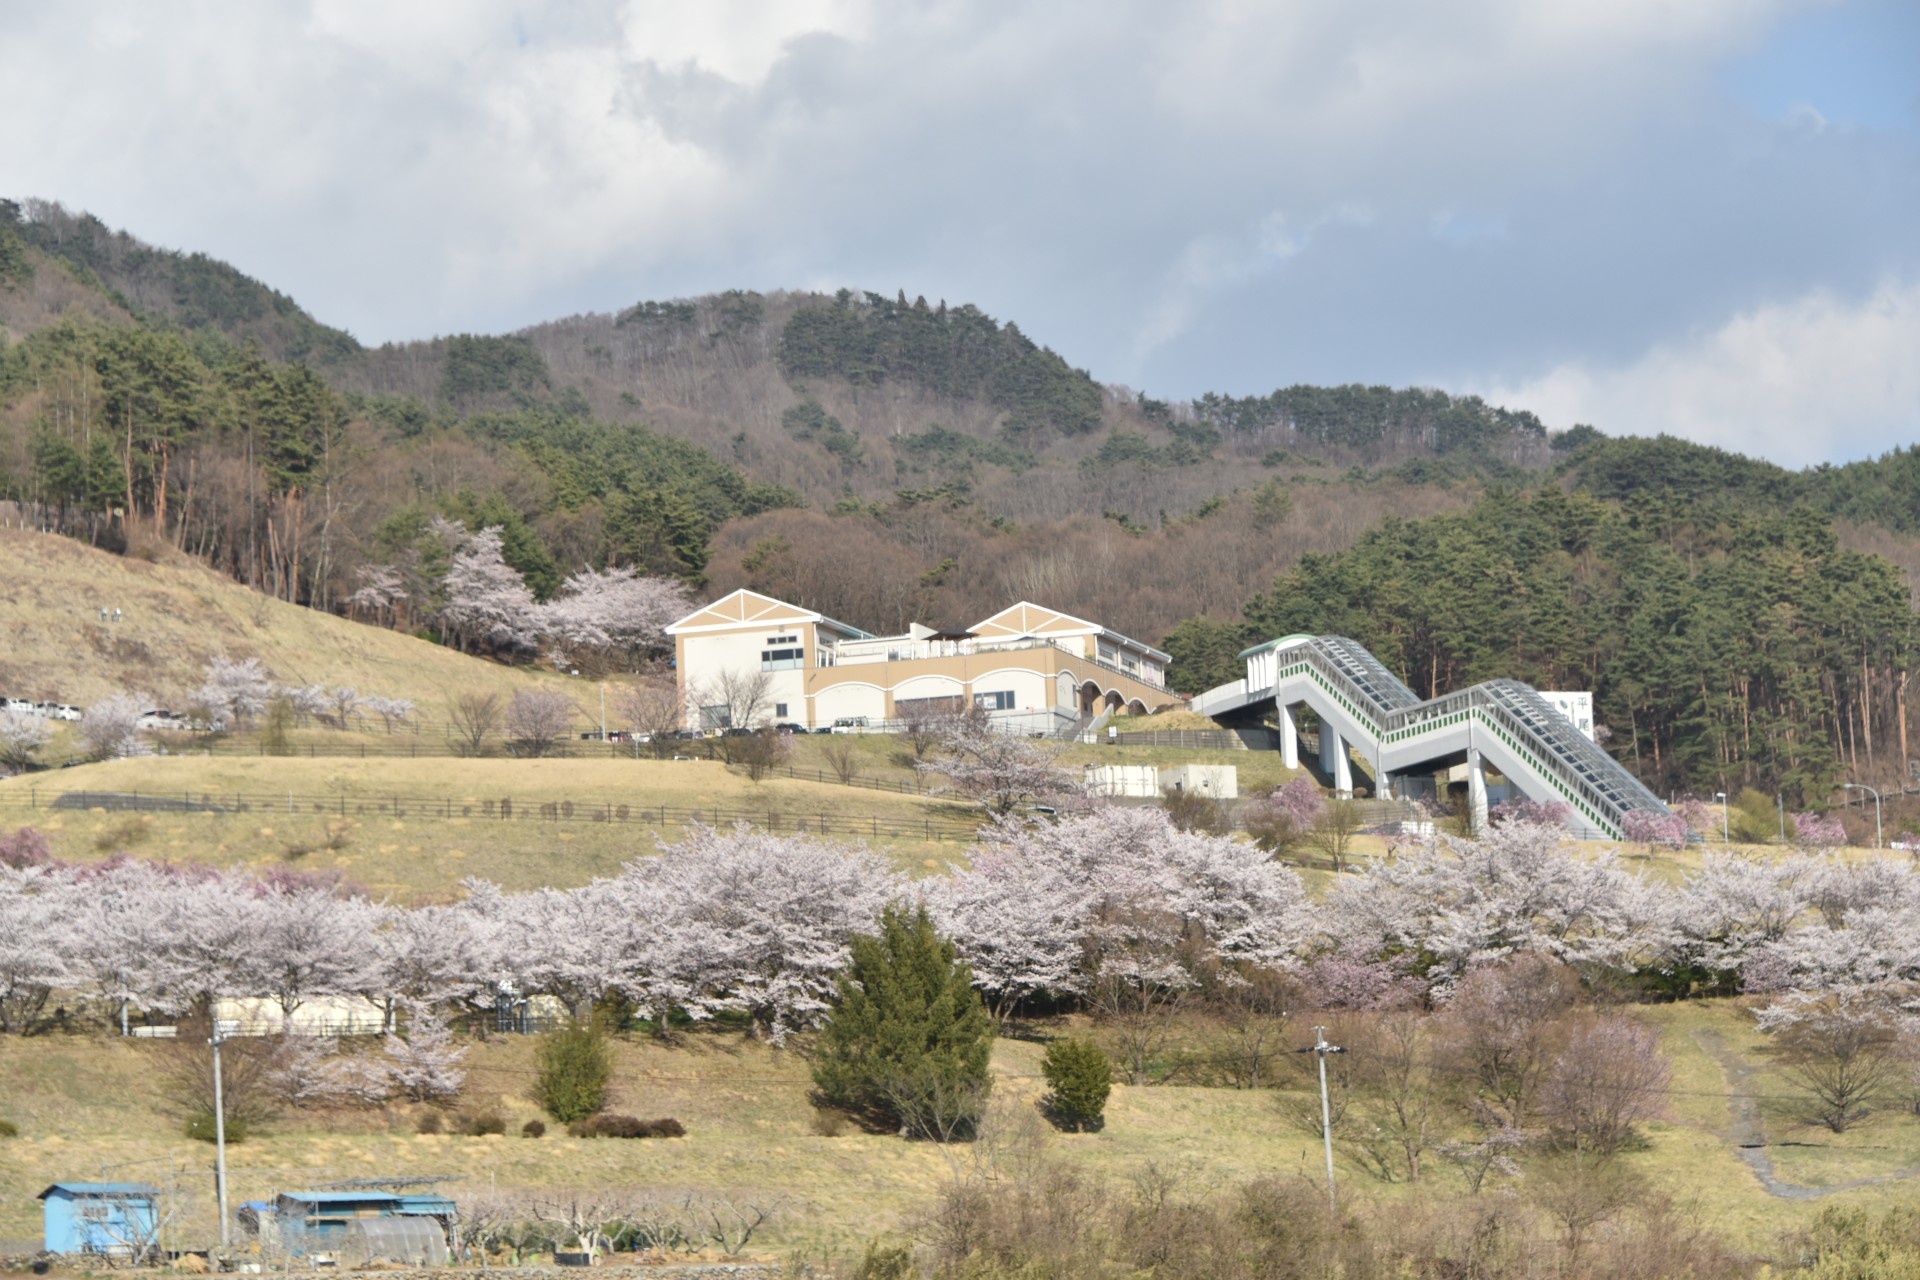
[210,1019,235,1249]
[1303,1026,1346,1217]
[1715,791,1729,844]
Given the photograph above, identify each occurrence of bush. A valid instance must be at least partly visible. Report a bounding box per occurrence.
[0,1118,18,1138]
[810,1107,851,1137]
[521,1119,546,1138]
[456,1111,506,1136]
[536,1019,611,1122]
[414,1111,442,1135]
[569,1114,685,1139]
[184,1112,248,1144]
[811,906,995,1141]
[1042,1038,1113,1132]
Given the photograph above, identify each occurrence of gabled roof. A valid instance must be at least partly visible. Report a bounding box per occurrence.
[39,1184,158,1200]
[970,602,1171,663]
[666,588,871,639]
[970,601,1101,640]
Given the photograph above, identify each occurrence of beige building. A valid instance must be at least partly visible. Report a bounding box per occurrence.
[666,590,1175,734]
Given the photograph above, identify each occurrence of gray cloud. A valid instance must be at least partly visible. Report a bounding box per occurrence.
[1,0,1913,463]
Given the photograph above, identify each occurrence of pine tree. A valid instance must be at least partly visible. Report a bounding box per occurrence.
[811,906,993,1141]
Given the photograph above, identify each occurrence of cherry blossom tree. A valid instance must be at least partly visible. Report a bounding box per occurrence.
[1793,811,1847,850]
[194,656,274,730]
[605,825,903,1040]
[0,867,75,1032]
[438,525,539,654]
[364,695,415,734]
[1324,821,1663,988]
[918,714,1080,815]
[348,563,409,629]
[928,807,1311,1018]
[383,1003,467,1103]
[0,709,52,774]
[1621,808,1689,852]
[539,566,692,670]
[80,694,151,760]
[1243,775,1325,856]
[241,884,387,1023]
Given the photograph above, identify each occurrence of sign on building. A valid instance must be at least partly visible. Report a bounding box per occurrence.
[1538,691,1595,741]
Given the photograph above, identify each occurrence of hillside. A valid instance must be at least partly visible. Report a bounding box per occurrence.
[0,525,557,714]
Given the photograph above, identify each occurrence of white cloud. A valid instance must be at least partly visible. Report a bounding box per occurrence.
[1477,276,1920,466]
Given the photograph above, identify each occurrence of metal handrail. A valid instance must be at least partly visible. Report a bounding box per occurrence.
[1254,637,1669,837]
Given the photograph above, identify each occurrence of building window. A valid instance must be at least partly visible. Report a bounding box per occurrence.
[700,705,732,730]
[974,690,1015,711]
[774,703,789,718]
[896,695,964,718]
[761,647,804,671]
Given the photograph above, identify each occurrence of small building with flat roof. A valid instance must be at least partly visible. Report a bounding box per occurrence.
[37,1183,160,1258]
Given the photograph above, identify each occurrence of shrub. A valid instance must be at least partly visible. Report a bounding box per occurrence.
[0,1118,18,1138]
[1042,1038,1112,1132]
[810,1107,850,1137]
[570,1113,685,1139]
[521,1119,546,1138]
[185,1112,248,1144]
[536,1019,611,1122]
[414,1111,443,1135]
[456,1111,506,1137]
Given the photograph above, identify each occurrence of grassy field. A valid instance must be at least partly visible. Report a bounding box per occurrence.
[3,757,985,894]
[2,1001,1917,1261]
[0,526,564,716]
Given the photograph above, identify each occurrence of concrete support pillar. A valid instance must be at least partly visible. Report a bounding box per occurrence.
[1322,722,1352,797]
[1467,747,1489,836]
[1279,704,1299,770]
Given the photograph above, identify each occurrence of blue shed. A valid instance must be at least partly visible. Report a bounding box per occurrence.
[37,1183,160,1258]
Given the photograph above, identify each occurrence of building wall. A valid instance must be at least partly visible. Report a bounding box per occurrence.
[676,623,813,728]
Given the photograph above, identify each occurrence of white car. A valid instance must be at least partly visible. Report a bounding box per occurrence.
[829,717,871,734]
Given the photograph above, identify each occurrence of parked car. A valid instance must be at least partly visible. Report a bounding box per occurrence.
[830,717,871,734]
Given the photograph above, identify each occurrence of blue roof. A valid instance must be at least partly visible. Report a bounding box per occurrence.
[39,1183,158,1199]
[277,1192,404,1205]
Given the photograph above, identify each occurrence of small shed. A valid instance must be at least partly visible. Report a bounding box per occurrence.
[37,1183,160,1258]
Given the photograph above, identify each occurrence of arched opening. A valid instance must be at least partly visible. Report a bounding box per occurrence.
[1080,680,1102,715]
[1126,698,1147,717]
[1103,690,1124,713]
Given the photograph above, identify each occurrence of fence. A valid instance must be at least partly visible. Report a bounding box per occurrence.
[1105,728,1279,751]
[12,787,983,842]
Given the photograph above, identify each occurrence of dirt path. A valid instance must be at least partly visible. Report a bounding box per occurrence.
[1692,1028,1920,1199]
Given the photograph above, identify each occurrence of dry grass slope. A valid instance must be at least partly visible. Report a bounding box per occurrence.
[0,526,561,711]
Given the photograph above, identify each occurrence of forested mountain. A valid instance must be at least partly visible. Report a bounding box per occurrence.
[3,198,1920,801]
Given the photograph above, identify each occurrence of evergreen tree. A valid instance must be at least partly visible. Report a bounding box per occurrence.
[536,1019,612,1122]
[811,906,994,1141]
[1041,1038,1112,1132]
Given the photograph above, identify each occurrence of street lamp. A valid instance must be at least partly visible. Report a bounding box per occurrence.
[1298,1027,1347,1216]
[1714,792,1729,845]
[1843,783,1883,849]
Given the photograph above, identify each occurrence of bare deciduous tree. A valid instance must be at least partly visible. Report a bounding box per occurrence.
[506,688,577,757]
[613,679,688,757]
[448,691,503,757]
[1770,1000,1901,1133]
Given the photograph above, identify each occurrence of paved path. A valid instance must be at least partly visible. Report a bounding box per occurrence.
[1692,1028,1920,1199]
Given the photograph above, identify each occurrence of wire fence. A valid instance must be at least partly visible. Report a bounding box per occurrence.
[140,735,938,796]
[6,786,984,842]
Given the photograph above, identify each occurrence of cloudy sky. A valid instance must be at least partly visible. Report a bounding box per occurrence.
[4,1,1916,466]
